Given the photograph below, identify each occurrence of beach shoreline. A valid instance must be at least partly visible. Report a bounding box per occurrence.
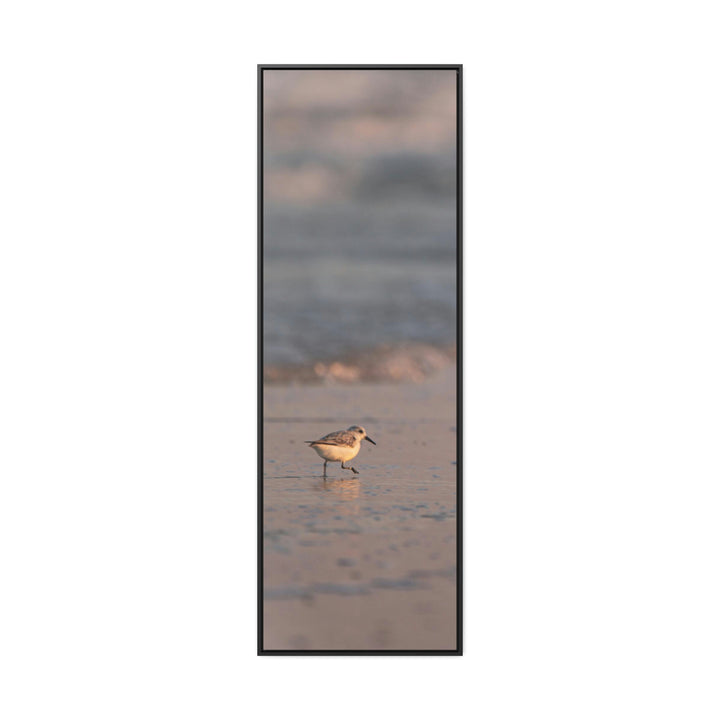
[263,366,458,651]
[264,342,456,385]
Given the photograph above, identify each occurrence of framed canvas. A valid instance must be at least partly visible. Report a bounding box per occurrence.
[258,64,462,654]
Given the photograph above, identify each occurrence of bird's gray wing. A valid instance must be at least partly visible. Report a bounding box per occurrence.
[308,430,355,447]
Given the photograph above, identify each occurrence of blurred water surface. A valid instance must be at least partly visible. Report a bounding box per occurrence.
[263,70,457,366]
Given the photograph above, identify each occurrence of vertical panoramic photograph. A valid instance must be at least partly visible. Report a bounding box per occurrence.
[259,66,461,653]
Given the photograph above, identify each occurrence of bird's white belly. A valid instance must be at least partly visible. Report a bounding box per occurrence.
[312,443,359,462]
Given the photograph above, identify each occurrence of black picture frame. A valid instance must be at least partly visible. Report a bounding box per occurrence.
[258,64,463,655]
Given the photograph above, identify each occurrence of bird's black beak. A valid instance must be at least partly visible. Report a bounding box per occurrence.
[366,436,376,445]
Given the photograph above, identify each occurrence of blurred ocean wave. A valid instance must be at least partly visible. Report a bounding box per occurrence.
[264,200,456,367]
[263,69,457,372]
[264,343,456,385]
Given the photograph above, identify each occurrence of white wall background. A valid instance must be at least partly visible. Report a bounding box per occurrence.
[1,1,718,718]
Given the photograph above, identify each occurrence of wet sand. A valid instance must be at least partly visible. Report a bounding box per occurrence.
[263,367,457,651]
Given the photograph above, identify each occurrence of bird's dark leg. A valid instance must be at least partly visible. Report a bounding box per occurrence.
[341,461,359,475]
[323,460,327,478]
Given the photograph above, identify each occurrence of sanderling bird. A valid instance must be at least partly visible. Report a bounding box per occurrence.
[305,425,376,476]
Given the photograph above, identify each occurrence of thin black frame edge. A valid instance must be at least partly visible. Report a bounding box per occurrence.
[456,63,463,657]
[257,64,265,656]
[257,64,463,656]
[257,64,462,70]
